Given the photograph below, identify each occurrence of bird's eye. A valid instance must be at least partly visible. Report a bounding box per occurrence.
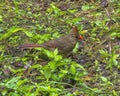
[75,36,78,38]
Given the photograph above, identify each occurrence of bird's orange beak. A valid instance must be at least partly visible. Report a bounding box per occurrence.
[78,35,83,40]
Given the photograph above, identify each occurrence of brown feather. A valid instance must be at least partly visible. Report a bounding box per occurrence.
[19,26,81,56]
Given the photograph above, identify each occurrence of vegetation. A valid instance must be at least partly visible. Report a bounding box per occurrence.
[0,0,120,96]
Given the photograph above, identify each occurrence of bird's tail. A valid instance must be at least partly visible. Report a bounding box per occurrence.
[19,44,42,49]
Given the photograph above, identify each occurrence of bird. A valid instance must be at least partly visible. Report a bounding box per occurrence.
[19,26,83,56]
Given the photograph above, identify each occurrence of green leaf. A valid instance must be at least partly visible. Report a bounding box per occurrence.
[100,76,107,82]
[5,76,21,89]
[73,43,79,53]
[0,26,33,40]
[54,55,63,61]
[75,63,86,72]
[0,15,3,22]
[59,69,68,79]
[54,49,58,55]
[67,9,77,13]
[43,66,51,80]
[50,3,61,15]
[50,93,58,96]
[99,50,109,57]
[49,60,57,70]
[81,5,90,11]
[71,17,82,24]
[70,65,76,75]
[9,66,24,73]
[17,79,28,86]
[23,30,33,37]
[37,85,61,92]
[110,32,120,38]
[47,7,54,14]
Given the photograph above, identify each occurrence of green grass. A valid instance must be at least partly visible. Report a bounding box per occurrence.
[0,0,120,96]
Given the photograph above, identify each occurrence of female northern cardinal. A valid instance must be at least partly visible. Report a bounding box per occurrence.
[19,26,83,56]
